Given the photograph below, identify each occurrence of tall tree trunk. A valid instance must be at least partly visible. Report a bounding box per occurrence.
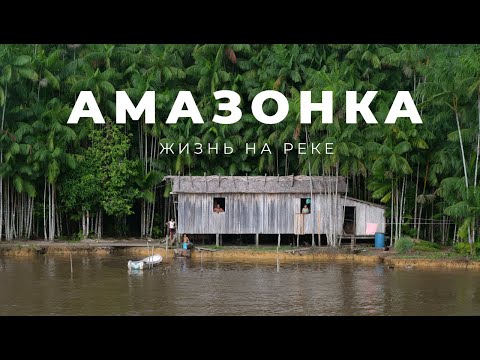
[417,162,430,241]
[430,202,434,242]
[149,192,156,237]
[475,92,480,188]
[0,82,7,240]
[395,181,400,242]
[472,93,480,247]
[390,178,394,247]
[86,210,90,238]
[48,182,51,241]
[99,209,103,239]
[82,211,86,238]
[340,176,350,244]
[43,178,47,241]
[304,128,315,246]
[454,107,472,250]
[334,163,339,247]
[52,183,56,241]
[399,176,406,239]
[141,199,145,237]
[454,109,469,188]
[413,163,420,230]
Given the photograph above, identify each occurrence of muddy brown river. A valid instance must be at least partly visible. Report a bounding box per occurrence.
[1,255,479,315]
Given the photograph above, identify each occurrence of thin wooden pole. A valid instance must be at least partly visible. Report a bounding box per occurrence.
[173,194,178,248]
[69,252,73,275]
[165,233,168,260]
[277,233,281,272]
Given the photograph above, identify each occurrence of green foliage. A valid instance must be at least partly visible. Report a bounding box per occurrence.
[151,227,162,239]
[60,158,102,216]
[395,237,414,254]
[454,242,480,255]
[414,240,441,249]
[87,122,141,217]
[1,44,480,240]
[151,213,164,239]
[59,117,141,230]
[401,225,417,238]
[413,240,441,252]
[413,245,441,252]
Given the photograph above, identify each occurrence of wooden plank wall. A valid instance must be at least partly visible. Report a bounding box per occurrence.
[178,193,385,235]
[341,198,386,235]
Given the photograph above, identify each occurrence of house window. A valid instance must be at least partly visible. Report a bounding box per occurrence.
[300,198,311,214]
[343,206,356,234]
[213,197,225,213]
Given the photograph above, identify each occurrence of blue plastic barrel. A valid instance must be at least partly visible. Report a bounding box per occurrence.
[374,232,385,248]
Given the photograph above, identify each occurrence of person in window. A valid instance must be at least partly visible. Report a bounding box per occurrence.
[302,204,310,214]
[213,203,225,213]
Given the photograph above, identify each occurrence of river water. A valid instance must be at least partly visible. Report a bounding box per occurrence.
[1,255,479,315]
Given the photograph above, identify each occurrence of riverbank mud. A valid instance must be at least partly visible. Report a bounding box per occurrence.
[1,242,479,269]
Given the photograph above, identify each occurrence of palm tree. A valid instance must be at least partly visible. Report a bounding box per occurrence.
[419,45,475,247]
[33,99,76,241]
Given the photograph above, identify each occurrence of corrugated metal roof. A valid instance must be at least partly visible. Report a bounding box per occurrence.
[164,175,347,194]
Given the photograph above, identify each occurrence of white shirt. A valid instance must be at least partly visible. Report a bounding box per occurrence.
[167,221,175,229]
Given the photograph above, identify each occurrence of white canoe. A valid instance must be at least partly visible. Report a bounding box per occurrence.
[128,254,163,270]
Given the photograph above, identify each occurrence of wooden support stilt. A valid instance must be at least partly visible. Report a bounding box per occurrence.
[216,233,220,247]
[255,233,259,247]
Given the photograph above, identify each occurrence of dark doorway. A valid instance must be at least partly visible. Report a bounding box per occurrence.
[320,234,328,246]
[343,206,356,234]
[220,234,256,246]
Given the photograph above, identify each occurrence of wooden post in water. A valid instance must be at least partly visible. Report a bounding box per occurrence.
[255,233,259,247]
[296,234,299,248]
[69,252,73,275]
[165,233,168,260]
[146,240,150,269]
[151,243,154,270]
[277,233,281,272]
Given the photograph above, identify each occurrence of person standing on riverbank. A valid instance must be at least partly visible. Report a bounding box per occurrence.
[182,234,190,256]
[166,219,176,245]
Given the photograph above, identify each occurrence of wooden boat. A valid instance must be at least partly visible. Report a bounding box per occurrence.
[127,254,162,270]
